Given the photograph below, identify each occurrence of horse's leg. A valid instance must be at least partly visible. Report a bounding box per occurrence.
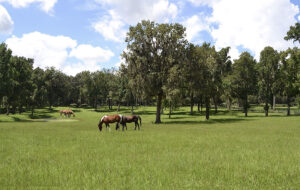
[116,123,119,130]
[105,123,109,131]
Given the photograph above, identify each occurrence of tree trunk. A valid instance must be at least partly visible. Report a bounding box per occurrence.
[169,103,172,119]
[227,98,232,111]
[31,106,34,117]
[244,96,248,117]
[265,103,269,117]
[117,103,120,112]
[155,91,163,124]
[131,103,133,114]
[94,96,97,110]
[213,97,218,114]
[287,97,291,116]
[201,102,203,114]
[197,102,200,113]
[273,95,276,110]
[205,97,210,120]
[190,93,194,115]
[6,103,10,115]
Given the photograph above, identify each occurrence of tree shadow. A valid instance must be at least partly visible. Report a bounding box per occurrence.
[28,114,53,119]
[162,118,246,125]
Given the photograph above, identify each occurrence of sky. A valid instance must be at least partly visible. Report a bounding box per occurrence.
[0,0,299,76]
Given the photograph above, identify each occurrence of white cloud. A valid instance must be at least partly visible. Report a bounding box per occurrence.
[209,0,299,58]
[0,0,58,13]
[93,0,178,42]
[6,32,77,69]
[5,32,115,75]
[93,11,127,42]
[182,14,209,42]
[187,0,219,6]
[69,44,114,65]
[0,5,13,34]
[61,62,100,76]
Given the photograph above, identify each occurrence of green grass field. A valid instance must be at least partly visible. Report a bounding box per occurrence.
[1,106,300,189]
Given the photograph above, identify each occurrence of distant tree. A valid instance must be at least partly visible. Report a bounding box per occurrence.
[10,56,34,113]
[182,43,202,115]
[197,43,217,120]
[162,64,183,118]
[122,20,187,123]
[284,23,300,43]
[0,43,13,114]
[257,47,280,116]
[232,52,257,117]
[280,48,300,116]
[44,68,71,108]
[30,67,47,116]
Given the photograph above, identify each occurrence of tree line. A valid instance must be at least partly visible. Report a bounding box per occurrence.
[0,21,300,123]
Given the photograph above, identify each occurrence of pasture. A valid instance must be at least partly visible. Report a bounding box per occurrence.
[0,106,300,189]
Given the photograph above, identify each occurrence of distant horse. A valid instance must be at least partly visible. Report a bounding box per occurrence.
[65,110,75,117]
[59,110,75,117]
[59,110,66,117]
[98,115,123,132]
[120,115,142,130]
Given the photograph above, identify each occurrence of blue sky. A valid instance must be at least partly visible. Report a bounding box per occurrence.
[0,0,299,75]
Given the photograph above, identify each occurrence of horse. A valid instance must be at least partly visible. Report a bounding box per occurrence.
[59,110,75,117]
[59,110,66,117]
[98,114,123,132]
[65,110,75,117]
[120,115,142,131]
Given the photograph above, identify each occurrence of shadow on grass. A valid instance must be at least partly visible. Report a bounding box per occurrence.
[29,114,53,119]
[162,118,246,125]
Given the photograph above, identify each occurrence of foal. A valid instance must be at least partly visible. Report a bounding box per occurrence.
[120,115,142,130]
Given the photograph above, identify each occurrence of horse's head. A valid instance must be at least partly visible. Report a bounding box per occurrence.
[98,121,103,131]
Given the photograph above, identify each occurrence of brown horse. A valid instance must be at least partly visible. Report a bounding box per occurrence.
[120,115,142,130]
[98,114,123,132]
[59,110,75,117]
[65,110,75,117]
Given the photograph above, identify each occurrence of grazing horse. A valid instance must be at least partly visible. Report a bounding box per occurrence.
[59,110,66,117]
[65,110,75,117]
[59,110,75,117]
[120,115,142,130]
[98,114,123,132]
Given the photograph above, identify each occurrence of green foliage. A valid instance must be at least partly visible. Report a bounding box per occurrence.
[231,52,257,116]
[257,46,280,116]
[122,20,187,123]
[284,22,300,43]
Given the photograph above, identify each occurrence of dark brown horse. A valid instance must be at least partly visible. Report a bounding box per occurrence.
[120,115,142,130]
[98,115,123,132]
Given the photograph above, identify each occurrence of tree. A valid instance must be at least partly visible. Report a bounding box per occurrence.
[182,43,202,115]
[196,43,217,120]
[0,43,13,114]
[10,56,34,113]
[284,23,300,43]
[232,52,257,117]
[122,20,187,123]
[30,67,47,116]
[257,46,280,116]
[280,48,300,116]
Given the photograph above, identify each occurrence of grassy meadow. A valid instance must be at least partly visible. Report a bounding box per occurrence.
[0,106,300,189]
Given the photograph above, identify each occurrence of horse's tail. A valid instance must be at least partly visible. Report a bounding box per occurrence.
[138,115,142,126]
